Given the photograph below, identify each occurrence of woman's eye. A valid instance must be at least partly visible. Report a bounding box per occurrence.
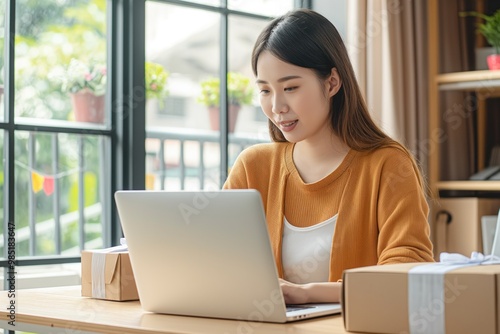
[259,89,270,94]
[284,86,297,92]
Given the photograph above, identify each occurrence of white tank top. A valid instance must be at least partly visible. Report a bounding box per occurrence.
[282,214,337,284]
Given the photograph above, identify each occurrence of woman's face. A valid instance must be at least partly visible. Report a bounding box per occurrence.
[255,51,340,144]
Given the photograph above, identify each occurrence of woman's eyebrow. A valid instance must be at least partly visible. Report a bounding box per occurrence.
[256,75,302,84]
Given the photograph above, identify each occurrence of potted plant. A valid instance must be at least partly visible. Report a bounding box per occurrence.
[52,58,107,123]
[53,60,169,123]
[197,72,254,132]
[145,62,169,113]
[145,61,169,102]
[461,9,500,70]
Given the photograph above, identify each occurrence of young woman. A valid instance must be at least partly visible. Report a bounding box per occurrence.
[223,9,434,304]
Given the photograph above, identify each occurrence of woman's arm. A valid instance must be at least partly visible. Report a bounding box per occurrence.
[279,279,341,304]
[376,150,434,263]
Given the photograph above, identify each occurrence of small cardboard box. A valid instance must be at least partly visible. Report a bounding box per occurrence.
[81,250,139,301]
[342,262,500,334]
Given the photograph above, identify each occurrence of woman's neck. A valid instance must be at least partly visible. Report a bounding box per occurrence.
[292,134,350,184]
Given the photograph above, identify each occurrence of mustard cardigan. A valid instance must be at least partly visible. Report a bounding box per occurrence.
[223,142,434,281]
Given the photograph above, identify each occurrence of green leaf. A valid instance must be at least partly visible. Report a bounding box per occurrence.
[460,10,500,54]
[197,72,254,107]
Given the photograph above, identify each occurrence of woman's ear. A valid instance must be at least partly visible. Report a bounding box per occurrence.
[326,68,342,98]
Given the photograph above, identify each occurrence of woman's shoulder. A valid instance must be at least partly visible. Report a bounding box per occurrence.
[354,144,423,191]
[226,141,291,188]
[358,143,413,164]
[237,141,290,162]
[354,144,419,176]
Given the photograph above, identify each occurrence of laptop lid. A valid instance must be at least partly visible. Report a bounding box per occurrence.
[115,189,341,323]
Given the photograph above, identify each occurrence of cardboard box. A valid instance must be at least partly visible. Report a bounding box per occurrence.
[342,262,500,334]
[81,250,139,301]
[433,198,500,257]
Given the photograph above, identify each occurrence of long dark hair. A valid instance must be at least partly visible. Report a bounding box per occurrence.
[252,9,395,151]
[251,9,425,187]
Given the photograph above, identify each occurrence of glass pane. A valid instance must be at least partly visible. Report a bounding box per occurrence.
[145,2,221,191]
[15,0,108,126]
[14,131,108,257]
[0,0,4,123]
[228,15,271,166]
[0,131,3,257]
[189,0,221,6]
[228,0,294,17]
[15,263,81,289]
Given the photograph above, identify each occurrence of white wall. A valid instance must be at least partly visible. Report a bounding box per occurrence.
[312,0,347,42]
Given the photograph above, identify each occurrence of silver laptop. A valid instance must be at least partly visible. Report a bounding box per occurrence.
[114,189,341,323]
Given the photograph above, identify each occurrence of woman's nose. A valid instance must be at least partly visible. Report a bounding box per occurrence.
[271,95,288,114]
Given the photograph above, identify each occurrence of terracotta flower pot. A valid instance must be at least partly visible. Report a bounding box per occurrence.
[487,54,500,70]
[71,90,105,123]
[208,104,241,133]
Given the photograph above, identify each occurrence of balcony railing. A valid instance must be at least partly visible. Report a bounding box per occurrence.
[1,127,269,264]
[146,127,269,190]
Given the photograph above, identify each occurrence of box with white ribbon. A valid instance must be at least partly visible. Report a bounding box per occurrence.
[81,243,139,301]
[342,253,500,334]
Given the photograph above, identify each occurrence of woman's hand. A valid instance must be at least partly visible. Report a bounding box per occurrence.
[279,278,309,304]
[279,278,342,304]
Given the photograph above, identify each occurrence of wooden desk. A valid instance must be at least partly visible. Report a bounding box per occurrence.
[0,286,349,334]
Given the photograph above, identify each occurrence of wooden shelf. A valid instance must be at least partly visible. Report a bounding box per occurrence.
[436,70,500,94]
[437,180,500,191]
[437,70,500,83]
[427,0,500,258]
[437,70,500,91]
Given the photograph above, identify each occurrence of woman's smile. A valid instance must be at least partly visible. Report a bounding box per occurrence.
[278,119,298,131]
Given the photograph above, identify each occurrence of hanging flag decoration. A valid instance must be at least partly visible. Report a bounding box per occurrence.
[18,161,78,196]
[31,172,44,193]
[146,173,155,190]
[43,177,55,196]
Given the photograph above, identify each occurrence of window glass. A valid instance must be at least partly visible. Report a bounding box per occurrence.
[0,131,3,256]
[144,2,299,191]
[13,263,81,289]
[145,2,221,190]
[228,0,294,16]
[14,131,107,257]
[15,0,108,126]
[0,263,80,290]
[189,0,221,6]
[0,0,4,122]
[228,15,271,165]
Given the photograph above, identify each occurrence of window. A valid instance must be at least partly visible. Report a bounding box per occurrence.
[144,0,306,191]
[157,96,187,117]
[0,0,122,292]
